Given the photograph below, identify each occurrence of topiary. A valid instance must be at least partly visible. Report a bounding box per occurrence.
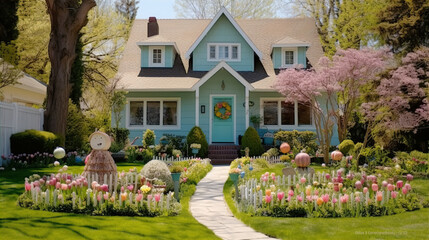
[339,139,355,155]
[241,127,264,157]
[141,160,173,191]
[10,129,61,154]
[142,129,155,148]
[186,126,208,158]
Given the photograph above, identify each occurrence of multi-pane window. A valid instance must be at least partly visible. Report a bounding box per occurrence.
[262,100,312,126]
[208,44,240,61]
[129,99,179,127]
[285,51,294,65]
[152,49,162,64]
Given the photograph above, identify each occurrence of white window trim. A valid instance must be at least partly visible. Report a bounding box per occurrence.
[260,98,314,130]
[281,47,298,68]
[207,43,241,62]
[126,97,181,130]
[148,46,165,67]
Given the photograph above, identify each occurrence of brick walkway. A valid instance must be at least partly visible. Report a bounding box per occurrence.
[190,166,278,240]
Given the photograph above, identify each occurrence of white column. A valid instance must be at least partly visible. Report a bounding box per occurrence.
[245,87,249,130]
[195,88,199,126]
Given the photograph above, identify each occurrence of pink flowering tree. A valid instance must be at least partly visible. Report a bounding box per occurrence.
[274,48,391,163]
[361,47,429,149]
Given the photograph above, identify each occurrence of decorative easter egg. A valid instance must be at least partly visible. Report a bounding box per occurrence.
[280,143,291,154]
[89,131,111,150]
[53,147,65,159]
[331,150,343,161]
[295,153,311,167]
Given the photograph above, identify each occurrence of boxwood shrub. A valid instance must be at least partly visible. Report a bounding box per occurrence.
[10,129,62,154]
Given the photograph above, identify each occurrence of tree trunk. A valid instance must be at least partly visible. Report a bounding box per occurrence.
[44,0,96,140]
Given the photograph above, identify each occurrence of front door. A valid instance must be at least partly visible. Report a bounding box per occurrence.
[211,96,234,143]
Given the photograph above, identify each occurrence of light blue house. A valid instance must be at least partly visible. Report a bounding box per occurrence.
[116,8,339,146]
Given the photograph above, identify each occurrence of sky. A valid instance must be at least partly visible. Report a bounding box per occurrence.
[136,0,177,19]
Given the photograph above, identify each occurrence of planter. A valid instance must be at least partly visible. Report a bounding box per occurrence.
[229,173,239,182]
[171,172,181,181]
[171,173,181,202]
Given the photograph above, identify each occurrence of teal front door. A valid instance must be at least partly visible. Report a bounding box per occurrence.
[212,96,234,143]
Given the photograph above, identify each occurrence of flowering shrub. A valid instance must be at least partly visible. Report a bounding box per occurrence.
[231,167,423,218]
[3,151,81,168]
[396,151,429,175]
[141,160,174,191]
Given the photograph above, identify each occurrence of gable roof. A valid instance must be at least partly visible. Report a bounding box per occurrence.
[272,36,311,48]
[185,7,263,60]
[192,61,255,91]
[117,16,323,91]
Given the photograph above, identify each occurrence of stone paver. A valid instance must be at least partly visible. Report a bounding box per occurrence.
[190,166,278,240]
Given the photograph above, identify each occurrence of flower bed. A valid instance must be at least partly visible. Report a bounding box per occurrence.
[230,161,424,218]
[18,159,212,217]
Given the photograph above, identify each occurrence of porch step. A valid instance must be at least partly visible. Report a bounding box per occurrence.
[208,144,240,165]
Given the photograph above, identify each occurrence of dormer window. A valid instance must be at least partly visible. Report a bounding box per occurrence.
[281,47,297,68]
[149,46,165,67]
[207,43,240,61]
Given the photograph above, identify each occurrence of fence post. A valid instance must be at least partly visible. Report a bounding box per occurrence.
[13,103,18,133]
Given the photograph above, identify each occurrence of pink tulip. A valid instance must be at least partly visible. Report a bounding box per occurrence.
[363,187,368,194]
[277,192,285,201]
[396,180,404,189]
[337,170,342,177]
[121,186,125,193]
[147,194,153,201]
[261,176,268,182]
[405,183,411,191]
[288,190,294,197]
[332,198,338,204]
[127,185,134,192]
[372,183,378,192]
[56,182,61,189]
[337,176,343,183]
[391,191,398,199]
[347,173,353,180]
[382,181,388,188]
[402,187,408,195]
[136,193,143,202]
[25,182,31,191]
[33,181,40,187]
[264,195,272,203]
[287,196,291,202]
[306,195,313,202]
[406,174,413,182]
[66,179,71,184]
[39,179,45,185]
[387,184,394,191]
[91,181,98,190]
[297,195,303,202]
[314,189,319,196]
[325,174,331,180]
[355,196,361,203]
[340,194,349,203]
[100,184,109,192]
[61,184,68,190]
[154,193,161,202]
[334,184,339,192]
[322,194,329,203]
[104,193,109,200]
[183,167,187,172]
[97,193,102,202]
[355,181,362,189]
[264,172,269,177]
[300,177,306,184]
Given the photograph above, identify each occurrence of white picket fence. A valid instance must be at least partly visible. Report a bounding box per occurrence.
[0,102,44,165]
[152,156,196,163]
[249,156,282,164]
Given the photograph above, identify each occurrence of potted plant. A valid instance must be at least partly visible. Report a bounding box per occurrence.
[169,165,184,201]
[190,143,201,155]
[229,168,241,201]
[250,115,262,129]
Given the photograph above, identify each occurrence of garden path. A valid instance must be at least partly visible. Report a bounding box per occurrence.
[190,166,278,240]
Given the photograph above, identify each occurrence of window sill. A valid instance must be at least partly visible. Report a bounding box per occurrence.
[127,125,181,130]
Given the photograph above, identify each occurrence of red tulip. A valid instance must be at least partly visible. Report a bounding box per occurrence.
[396,180,404,189]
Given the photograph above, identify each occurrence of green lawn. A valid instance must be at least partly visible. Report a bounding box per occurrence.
[224,164,429,240]
[0,163,220,240]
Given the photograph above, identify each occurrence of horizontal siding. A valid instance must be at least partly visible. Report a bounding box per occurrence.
[192,15,254,72]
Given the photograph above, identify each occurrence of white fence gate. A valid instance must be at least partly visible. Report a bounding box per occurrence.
[0,102,44,165]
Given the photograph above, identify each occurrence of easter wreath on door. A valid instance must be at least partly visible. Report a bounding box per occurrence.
[214,102,231,120]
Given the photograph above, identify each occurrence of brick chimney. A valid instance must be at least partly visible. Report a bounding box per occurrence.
[147,17,159,37]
